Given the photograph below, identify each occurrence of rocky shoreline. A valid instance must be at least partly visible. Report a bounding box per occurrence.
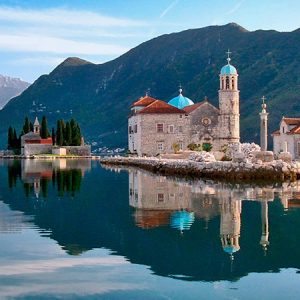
[100,156,300,182]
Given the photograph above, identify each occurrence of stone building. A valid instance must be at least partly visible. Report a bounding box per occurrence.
[272,117,300,159]
[128,53,240,156]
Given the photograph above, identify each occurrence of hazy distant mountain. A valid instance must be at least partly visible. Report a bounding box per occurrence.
[0,75,30,109]
[1,23,300,148]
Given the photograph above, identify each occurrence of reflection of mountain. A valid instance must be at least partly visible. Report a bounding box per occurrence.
[2,163,300,282]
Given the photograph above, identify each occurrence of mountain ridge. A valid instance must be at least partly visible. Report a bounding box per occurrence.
[1,23,300,148]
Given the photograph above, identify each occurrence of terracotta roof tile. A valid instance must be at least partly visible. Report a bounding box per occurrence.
[288,125,300,134]
[138,100,186,114]
[131,96,157,107]
[282,117,300,125]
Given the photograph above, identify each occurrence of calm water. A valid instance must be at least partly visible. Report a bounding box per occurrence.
[1,159,300,299]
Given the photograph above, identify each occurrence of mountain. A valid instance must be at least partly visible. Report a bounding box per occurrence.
[1,23,300,149]
[0,75,30,109]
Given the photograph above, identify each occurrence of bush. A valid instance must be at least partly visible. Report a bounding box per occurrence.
[202,143,213,152]
[172,143,180,154]
[187,143,202,151]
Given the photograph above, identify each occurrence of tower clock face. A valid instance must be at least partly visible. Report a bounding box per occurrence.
[202,117,211,126]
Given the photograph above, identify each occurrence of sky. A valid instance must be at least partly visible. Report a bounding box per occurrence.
[0,0,300,82]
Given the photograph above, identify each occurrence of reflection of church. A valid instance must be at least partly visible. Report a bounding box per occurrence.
[128,169,300,258]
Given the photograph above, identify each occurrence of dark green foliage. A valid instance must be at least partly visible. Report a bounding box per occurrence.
[41,116,50,138]
[29,122,33,132]
[7,126,19,149]
[56,120,64,146]
[51,128,56,145]
[2,23,299,147]
[202,143,213,152]
[65,122,72,146]
[23,117,30,134]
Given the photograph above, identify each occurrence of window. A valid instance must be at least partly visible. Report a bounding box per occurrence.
[282,126,285,133]
[128,126,132,134]
[168,125,174,133]
[179,142,183,150]
[157,142,164,151]
[178,126,183,133]
[134,124,137,133]
[157,193,164,202]
[226,76,230,89]
[222,79,224,89]
[232,78,235,89]
[179,115,183,119]
[157,123,164,133]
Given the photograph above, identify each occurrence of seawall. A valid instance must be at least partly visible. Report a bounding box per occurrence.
[100,156,300,182]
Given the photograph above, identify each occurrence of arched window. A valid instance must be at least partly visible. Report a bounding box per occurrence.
[222,79,224,89]
[226,76,230,89]
[232,78,235,90]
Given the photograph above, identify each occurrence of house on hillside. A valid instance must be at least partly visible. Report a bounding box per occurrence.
[128,53,240,156]
[272,117,300,159]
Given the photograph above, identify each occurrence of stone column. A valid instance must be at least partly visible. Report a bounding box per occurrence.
[259,97,268,151]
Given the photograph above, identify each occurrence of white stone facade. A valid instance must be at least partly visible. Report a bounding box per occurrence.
[128,58,240,156]
[273,117,300,160]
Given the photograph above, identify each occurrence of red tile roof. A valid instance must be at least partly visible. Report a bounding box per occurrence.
[282,117,300,125]
[138,100,186,114]
[131,96,157,107]
[288,125,300,134]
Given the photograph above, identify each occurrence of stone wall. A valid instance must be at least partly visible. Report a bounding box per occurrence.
[23,144,53,156]
[189,102,219,151]
[129,113,190,156]
[64,146,91,156]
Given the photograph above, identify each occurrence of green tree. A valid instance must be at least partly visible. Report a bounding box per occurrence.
[70,119,82,146]
[51,127,56,145]
[22,117,30,134]
[65,121,72,146]
[56,120,64,146]
[7,126,13,149]
[29,122,34,132]
[41,116,50,138]
[13,128,18,149]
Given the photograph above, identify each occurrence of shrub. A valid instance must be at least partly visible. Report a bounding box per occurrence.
[202,143,213,152]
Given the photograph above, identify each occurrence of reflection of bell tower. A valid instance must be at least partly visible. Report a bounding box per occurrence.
[260,200,270,253]
[34,178,40,198]
[220,198,241,259]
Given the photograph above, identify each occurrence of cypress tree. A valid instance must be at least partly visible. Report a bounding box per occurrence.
[56,120,64,146]
[51,128,56,145]
[13,128,17,149]
[41,116,49,138]
[7,126,13,149]
[23,117,30,134]
[65,122,72,146]
[29,122,34,132]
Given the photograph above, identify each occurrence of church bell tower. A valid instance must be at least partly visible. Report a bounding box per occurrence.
[218,50,240,148]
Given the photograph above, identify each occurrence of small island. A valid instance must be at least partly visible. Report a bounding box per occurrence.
[6,116,91,158]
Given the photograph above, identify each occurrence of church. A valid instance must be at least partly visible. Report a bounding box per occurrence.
[128,53,240,156]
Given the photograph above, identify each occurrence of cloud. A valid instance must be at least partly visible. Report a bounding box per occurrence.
[225,0,245,15]
[0,34,129,55]
[160,0,180,18]
[0,6,147,28]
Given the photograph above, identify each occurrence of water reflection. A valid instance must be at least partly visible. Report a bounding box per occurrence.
[128,168,300,259]
[6,159,91,198]
[2,162,300,282]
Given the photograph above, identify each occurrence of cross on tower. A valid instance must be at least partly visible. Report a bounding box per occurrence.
[179,83,183,94]
[226,49,232,64]
[262,95,266,104]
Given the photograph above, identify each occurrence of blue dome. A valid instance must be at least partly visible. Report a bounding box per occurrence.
[170,210,195,231]
[168,90,194,109]
[220,64,237,75]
